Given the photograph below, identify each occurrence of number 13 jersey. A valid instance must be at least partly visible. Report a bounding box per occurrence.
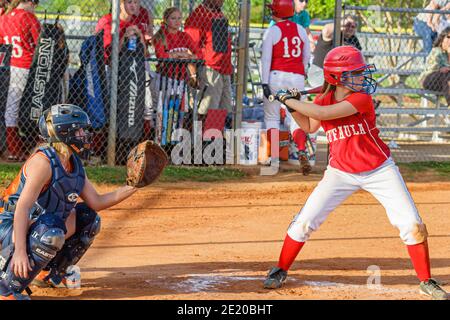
[271,20,308,76]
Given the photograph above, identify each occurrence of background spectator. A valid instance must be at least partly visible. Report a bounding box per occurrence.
[95,0,147,65]
[0,0,40,161]
[151,7,199,140]
[153,7,198,81]
[307,15,361,88]
[184,0,232,120]
[414,0,450,55]
[436,1,450,34]
[419,26,450,105]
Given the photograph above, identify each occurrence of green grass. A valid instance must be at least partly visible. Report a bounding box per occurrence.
[398,162,450,176]
[0,164,247,187]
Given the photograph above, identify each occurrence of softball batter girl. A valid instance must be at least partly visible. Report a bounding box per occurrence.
[0,0,40,161]
[262,0,312,174]
[0,104,138,300]
[263,46,448,300]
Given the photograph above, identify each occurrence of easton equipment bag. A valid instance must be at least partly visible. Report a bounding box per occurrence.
[18,22,69,140]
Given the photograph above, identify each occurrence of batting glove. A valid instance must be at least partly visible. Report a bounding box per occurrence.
[275,89,301,113]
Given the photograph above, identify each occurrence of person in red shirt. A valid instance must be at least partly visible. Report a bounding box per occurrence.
[153,7,198,81]
[151,7,199,143]
[184,0,232,118]
[263,46,448,300]
[95,0,147,64]
[129,3,153,46]
[0,0,40,161]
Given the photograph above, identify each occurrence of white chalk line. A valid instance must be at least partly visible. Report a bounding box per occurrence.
[146,273,417,295]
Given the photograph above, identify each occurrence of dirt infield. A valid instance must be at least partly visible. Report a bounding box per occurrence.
[19,172,450,300]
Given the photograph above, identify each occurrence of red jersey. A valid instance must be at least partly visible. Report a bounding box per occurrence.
[96,11,150,63]
[154,29,198,79]
[271,21,305,75]
[129,7,151,37]
[184,4,232,75]
[314,91,391,173]
[0,8,41,69]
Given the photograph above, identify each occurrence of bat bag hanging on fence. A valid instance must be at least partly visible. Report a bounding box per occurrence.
[116,40,146,164]
[18,22,68,151]
[0,44,12,156]
[68,30,108,130]
[68,30,109,159]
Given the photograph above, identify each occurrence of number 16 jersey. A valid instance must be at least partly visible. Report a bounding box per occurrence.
[0,8,41,69]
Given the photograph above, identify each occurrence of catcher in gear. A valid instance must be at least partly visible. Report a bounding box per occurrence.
[0,104,167,300]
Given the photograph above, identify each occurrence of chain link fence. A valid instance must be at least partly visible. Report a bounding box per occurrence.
[340,3,450,162]
[2,1,449,168]
[0,0,248,166]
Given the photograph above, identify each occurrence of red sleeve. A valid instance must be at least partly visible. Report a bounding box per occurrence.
[96,15,112,48]
[345,92,373,114]
[29,15,41,47]
[184,32,200,57]
[153,38,169,59]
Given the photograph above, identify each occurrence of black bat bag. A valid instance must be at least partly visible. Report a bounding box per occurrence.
[18,22,69,144]
[116,41,146,141]
[0,44,12,155]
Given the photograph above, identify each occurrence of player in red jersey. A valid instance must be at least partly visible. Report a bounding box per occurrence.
[0,0,40,161]
[261,0,312,174]
[95,0,147,64]
[153,7,199,81]
[263,46,449,300]
[129,3,153,46]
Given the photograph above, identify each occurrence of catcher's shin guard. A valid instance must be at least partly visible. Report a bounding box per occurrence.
[44,203,101,284]
[0,214,66,296]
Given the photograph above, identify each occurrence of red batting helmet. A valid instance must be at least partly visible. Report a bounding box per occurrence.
[323,46,377,94]
[267,0,294,19]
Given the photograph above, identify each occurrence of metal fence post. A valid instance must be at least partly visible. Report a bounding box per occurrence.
[107,0,120,166]
[333,0,343,48]
[234,0,250,164]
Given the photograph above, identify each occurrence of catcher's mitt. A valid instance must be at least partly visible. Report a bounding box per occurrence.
[126,140,169,188]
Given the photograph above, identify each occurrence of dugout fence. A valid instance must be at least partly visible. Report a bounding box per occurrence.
[0,0,250,167]
[1,1,449,168]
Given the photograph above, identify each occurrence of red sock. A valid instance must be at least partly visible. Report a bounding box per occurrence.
[277,234,305,271]
[292,128,307,151]
[6,127,22,157]
[407,241,431,282]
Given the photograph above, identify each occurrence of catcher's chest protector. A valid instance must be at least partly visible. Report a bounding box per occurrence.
[6,147,85,221]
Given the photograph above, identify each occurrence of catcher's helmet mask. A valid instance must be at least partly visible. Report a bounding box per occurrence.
[38,104,93,159]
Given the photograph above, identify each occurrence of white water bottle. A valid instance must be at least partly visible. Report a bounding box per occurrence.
[65,265,81,289]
